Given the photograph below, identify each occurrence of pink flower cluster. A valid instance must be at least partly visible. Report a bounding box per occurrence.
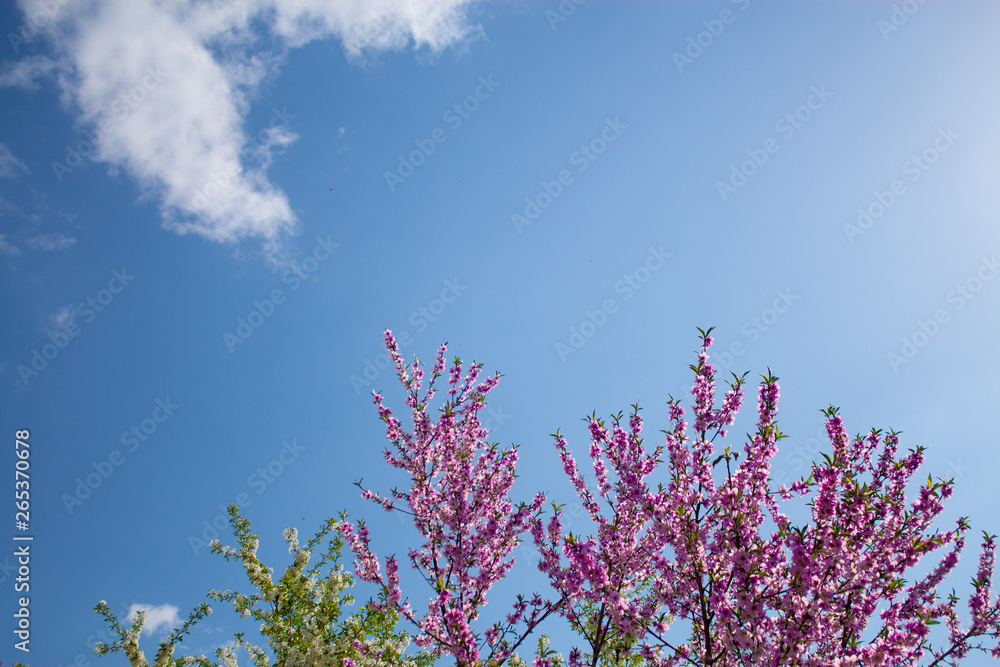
[345,329,1000,666]
[343,331,550,667]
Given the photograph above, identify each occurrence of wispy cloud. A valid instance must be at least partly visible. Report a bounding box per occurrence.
[0,143,28,178]
[48,304,77,334]
[0,55,61,90]
[26,233,76,251]
[0,234,20,256]
[5,0,482,249]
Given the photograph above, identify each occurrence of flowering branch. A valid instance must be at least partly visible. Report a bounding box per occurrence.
[97,328,1000,667]
[535,327,1000,666]
[343,330,553,667]
[94,504,428,667]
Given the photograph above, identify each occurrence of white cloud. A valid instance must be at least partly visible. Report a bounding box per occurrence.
[125,603,181,635]
[0,234,20,256]
[48,304,77,333]
[0,143,28,178]
[26,233,76,251]
[7,0,482,248]
[0,54,60,90]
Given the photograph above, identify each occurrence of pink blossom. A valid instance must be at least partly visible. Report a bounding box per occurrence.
[346,328,1000,666]
[343,331,555,667]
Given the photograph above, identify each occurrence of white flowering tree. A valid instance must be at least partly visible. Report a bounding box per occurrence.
[94,504,434,667]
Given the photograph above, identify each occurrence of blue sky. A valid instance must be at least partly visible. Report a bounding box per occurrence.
[2,0,1000,664]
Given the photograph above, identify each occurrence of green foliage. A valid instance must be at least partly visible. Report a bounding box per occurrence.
[93,505,434,667]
